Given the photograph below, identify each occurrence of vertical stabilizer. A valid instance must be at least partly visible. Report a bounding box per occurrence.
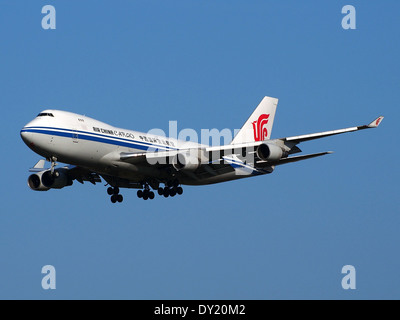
[231,96,278,144]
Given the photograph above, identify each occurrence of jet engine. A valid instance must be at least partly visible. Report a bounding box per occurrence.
[256,143,283,161]
[28,169,73,191]
[27,171,50,191]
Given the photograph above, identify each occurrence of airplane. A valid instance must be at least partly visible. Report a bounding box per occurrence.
[20,96,384,203]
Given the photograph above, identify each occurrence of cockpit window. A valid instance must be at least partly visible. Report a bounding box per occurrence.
[37,113,54,117]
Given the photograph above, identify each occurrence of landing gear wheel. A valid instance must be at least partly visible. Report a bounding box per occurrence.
[117,194,123,203]
[111,195,117,203]
[169,188,176,197]
[149,191,155,200]
[137,190,143,198]
[157,188,164,196]
[113,187,120,195]
[107,187,114,195]
[163,187,169,197]
[177,186,183,195]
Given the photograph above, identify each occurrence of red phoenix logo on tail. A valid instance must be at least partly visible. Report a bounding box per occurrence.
[252,114,270,141]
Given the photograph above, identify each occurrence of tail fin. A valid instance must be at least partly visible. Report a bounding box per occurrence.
[231,96,278,145]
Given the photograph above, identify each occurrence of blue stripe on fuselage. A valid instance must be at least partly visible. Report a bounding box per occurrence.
[20,127,177,151]
[22,126,176,150]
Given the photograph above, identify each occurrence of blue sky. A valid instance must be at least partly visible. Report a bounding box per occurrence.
[1,1,399,299]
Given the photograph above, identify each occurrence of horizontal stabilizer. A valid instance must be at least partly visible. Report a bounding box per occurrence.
[259,151,333,166]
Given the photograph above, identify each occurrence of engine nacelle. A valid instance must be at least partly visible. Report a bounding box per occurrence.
[42,169,72,189]
[28,169,73,191]
[27,172,50,191]
[172,151,201,171]
[256,143,283,161]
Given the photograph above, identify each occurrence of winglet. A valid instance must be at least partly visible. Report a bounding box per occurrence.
[367,116,384,128]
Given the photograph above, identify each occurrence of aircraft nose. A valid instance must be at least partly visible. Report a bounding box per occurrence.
[20,121,39,149]
[20,127,32,145]
[20,118,38,146]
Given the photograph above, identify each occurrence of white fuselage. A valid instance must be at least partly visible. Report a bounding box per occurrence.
[20,110,249,185]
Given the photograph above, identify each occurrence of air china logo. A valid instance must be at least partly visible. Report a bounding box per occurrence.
[376,117,382,126]
[252,114,270,141]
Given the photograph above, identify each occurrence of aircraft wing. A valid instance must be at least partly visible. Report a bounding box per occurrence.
[120,150,180,165]
[119,149,237,182]
[120,152,147,164]
[67,166,102,184]
[117,116,384,176]
[281,116,384,144]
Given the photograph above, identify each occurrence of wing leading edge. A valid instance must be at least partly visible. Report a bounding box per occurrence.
[282,116,384,144]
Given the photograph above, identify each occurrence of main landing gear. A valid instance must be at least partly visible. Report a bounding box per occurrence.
[137,180,183,200]
[107,186,123,203]
[106,180,184,203]
[137,188,155,200]
[157,185,183,198]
